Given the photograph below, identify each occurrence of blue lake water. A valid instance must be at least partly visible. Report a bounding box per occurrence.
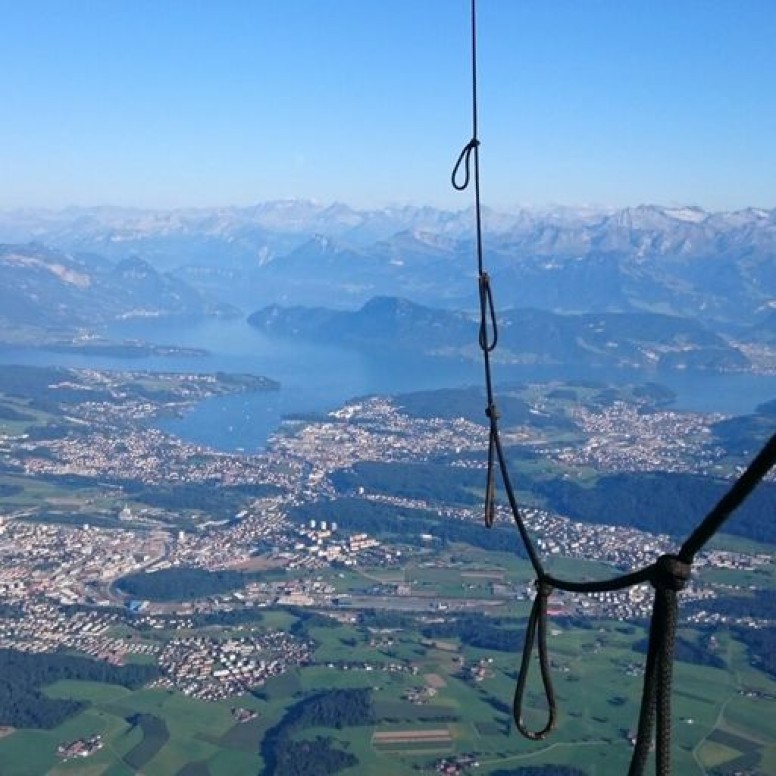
[2,317,775,453]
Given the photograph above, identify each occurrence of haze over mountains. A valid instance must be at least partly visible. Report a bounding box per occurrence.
[1,201,774,370]
[0,245,233,334]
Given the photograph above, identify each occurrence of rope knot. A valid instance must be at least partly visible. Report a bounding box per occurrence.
[535,577,553,598]
[485,402,500,421]
[651,554,691,592]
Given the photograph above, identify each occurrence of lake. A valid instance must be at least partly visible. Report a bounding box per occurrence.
[1,316,774,453]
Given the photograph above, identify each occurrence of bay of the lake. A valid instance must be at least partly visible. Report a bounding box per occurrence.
[1,316,774,453]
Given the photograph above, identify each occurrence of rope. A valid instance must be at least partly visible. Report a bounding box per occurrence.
[450,2,776,773]
[679,433,776,562]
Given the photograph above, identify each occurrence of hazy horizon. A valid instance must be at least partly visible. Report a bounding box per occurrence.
[1,198,773,217]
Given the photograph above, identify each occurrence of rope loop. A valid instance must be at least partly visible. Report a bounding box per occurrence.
[478,272,498,352]
[484,425,498,528]
[650,554,692,593]
[484,468,497,528]
[451,138,480,190]
[513,577,557,740]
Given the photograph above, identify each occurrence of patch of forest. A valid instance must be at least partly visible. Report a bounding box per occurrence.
[23,511,147,530]
[535,470,776,544]
[0,648,158,729]
[22,423,74,441]
[685,590,776,621]
[421,613,525,653]
[632,634,726,670]
[711,400,776,456]
[394,386,575,430]
[326,455,776,546]
[349,610,525,653]
[291,497,528,556]
[0,482,23,498]
[121,480,279,513]
[393,381,674,426]
[0,365,83,402]
[0,603,24,619]
[0,402,34,421]
[355,609,417,630]
[116,566,283,602]
[260,688,374,776]
[732,625,776,679]
[331,460,483,506]
[284,609,340,642]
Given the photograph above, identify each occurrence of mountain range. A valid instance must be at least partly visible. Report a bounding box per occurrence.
[1,201,773,326]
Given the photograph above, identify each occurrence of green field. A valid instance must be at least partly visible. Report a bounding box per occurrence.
[0,583,774,776]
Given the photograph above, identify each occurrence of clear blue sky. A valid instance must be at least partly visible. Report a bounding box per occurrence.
[2,0,775,211]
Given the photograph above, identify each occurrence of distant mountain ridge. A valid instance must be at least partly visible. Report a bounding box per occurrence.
[2,201,773,255]
[248,296,750,373]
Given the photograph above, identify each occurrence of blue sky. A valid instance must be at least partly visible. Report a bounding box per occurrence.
[2,1,775,211]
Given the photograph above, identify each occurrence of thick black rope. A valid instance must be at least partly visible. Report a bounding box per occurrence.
[679,433,776,563]
[451,1,776,773]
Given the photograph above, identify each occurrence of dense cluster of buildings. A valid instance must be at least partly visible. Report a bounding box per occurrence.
[0,518,164,605]
[268,396,485,497]
[0,599,158,663]
[16,426,275,487]
[154,631,313,700]
[554,401,727,474]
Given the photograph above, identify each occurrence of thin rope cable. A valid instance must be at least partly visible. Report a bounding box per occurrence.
[452,0,554,741]
[451,0,544,571]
